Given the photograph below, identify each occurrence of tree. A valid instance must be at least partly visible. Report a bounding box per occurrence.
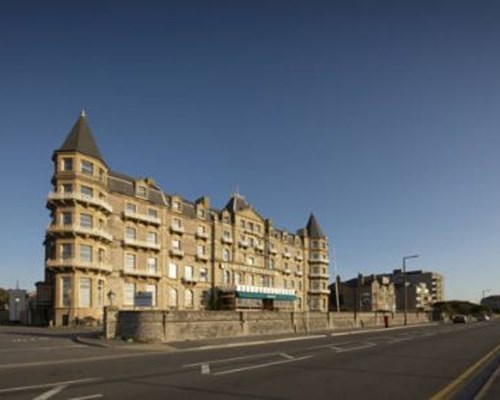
[0,288,8,310]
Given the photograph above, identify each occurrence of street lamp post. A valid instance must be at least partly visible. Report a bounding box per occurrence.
[481,289,491,304]
[403,254,419,326]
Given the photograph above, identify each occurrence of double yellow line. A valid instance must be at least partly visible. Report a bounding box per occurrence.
[431,342,500,399]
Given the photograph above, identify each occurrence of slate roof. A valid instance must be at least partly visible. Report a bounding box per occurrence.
[57,112,105,164]
[306,213,325,238]
[224,194,250,213]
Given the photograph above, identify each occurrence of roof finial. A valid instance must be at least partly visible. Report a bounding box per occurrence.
[80,109,86,118]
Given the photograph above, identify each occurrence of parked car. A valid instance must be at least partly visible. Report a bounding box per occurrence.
[452,315,467,324]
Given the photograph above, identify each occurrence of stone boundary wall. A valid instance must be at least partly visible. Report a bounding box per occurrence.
[105,308,432,342]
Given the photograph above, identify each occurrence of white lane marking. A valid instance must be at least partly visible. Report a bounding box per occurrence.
[307,341,352,350]
[213,355,313,376]
[33,385,66,400]
[183,351,280,368]
[193,334,327,351]
[279,353,294,360]
[67,394,104,400]
[329,342,376,353]
[0,378,101,394]
[0,345,87,353]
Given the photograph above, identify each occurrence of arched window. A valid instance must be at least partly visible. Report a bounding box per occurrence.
[185,289,194,308]
[235,272,241,285]
[223,270,231,284]
[168,288,178,308]
[222,248,231,262]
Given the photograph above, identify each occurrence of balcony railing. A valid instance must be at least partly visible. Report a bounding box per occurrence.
[196,253,209,261]
[170,248,184,258]
[283,252,292,259]
[170,225,185,234]
[47,192,113,213]
[196,231,209,240]
[182,276,198,284]
[46,258,112,272]
[239,239,249,248]
[308,288,330,295]
[295,255,303,262]
[47,224,113,242]
[221,236,233,244]
[123,209,161,225]
[269,247,278,255]
[308,272,330,279]
[123,268,161,278]
[295,270,303,277]
[123,238,161,251]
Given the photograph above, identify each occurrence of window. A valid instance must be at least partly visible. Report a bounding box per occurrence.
[284,280,288,289]
[197,225,206,235]
[61,277,71,307]
[148,208,158,218]
[126,227,136,240]
[197,244,205,256]
[136,185,147,197]
[126,203,136,213]
[184,265,194,280]
[79,277,91,307]
[312,241,318,249]
[249,237,255,247]
[62,183,73,193]
[98,248,105,264]
[199,268,208,282]
[81,160,94,175]
[97,280,104,306]
[123,283,135,306]
[172,239,181,250]
[313,253,319,260]
[268,259,275,269]
[223,270,231,284]
[255,225,261,233]
[61,243,72,260]
[222,248,231,262]
[235,272,242,285]
[99,168,105,181]
[81,185,93,198]
[197,208,205,218]
[147,232,157,244]
[291,280,295,289]
[223,230,231,239]
[247,257,254,266]
[172,201,181,211]
[299,281,302,290]
[240,219,245,228]
[62,212,72,226]
[248,222,254,231]
[146,284,157,306]
[172,218,182,229]
[168,263,177,279]
[80,214,92,228]
[62,158,73,171]
[185,289,194,308]
[80,245,92,262]
[248,274,254,286]
[147,257,158,274]
[125,254,136,271]
[169,288,178,307]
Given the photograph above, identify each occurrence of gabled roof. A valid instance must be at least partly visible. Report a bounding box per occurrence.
[56,111,105,163]
[306,213,325,238]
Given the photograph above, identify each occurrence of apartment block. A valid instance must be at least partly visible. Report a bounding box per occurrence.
[390,269,444,305]
[40,113,330,326]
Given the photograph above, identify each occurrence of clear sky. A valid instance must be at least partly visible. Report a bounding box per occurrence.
[1,0,499,302]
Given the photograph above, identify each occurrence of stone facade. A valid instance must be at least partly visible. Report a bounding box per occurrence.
[105,309,432,343]
[41,113,330,326]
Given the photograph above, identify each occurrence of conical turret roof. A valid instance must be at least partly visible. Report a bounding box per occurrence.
[56,111,105,163]
[306,213,325,238]
[224,193,250,213]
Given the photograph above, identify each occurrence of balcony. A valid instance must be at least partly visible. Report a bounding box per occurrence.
[308,288,330,295]
[295,270,303,277]
[47,224,113,242]
[221,236,233,244]
[308,257,329,264]
[295,255,303,262]
[255,243,265,251]
[123,209,161,225]
[196,231,209,240]
[123,238,161,251]
[196,253,209,262]
[182,276,198,285]
[170,248,184,258]
[46,258,112,272]
[47,192,113,213]
[308,272,330,279]
[170,224,185,234]
[269,247,278,255]
[123,268,161,278]
[283,252,292,259]
[284,268,292,275]
[239,239,249,248]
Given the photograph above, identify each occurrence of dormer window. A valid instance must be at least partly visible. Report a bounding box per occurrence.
[197,208,205,218]
[136,185,147,198]
[172,200,181,211]
[81,160,94,176]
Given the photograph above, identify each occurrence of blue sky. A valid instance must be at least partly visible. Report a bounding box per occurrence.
[1,1,499,301]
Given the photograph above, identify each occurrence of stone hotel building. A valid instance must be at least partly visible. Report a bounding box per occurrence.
[40,113,330,326]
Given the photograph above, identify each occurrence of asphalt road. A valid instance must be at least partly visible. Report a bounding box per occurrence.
[0,321,499,399]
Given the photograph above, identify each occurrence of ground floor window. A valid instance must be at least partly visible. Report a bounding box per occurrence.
[79,277,91,308]
[61,276,71,307]
[123,283,135,306]
[145,284,157,306]
[169,288,178,308]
